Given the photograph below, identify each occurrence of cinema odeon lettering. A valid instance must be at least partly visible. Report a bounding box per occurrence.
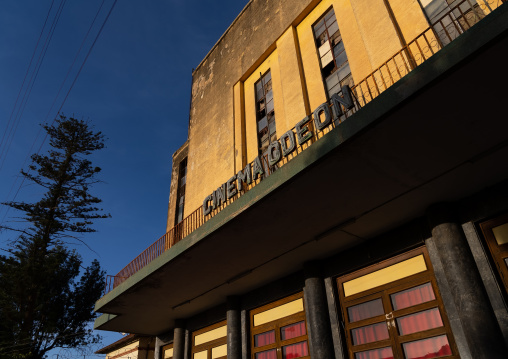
[202,87,354,216]
[93,1,508,359]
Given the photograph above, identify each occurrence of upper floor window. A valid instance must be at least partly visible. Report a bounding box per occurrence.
[175,158,187,224]
[255,70,276,155]
[313,8,353,97]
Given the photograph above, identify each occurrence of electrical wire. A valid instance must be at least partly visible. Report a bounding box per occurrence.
[0,0,107,226]
[0,0,118,227]
[0,0,55,156]
[0,0,67,171]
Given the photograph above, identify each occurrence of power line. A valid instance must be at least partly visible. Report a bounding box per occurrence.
[0,0,118,227]
[0,0,107,225]
[0,0,67,171]
[0,0,55,155]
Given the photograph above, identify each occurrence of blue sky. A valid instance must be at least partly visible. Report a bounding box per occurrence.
[0,0,249,356]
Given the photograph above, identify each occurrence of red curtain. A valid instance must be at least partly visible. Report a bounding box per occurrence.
[282,342,309,359]
[348,299,385,322]
[352,322,389,345]
[397,308,443,336]
[391,283,435,311]
[255,331,275,347]
[281,321,306,340]
[355,346,394,359]
[256,349,277,359]
[402,335,451,359]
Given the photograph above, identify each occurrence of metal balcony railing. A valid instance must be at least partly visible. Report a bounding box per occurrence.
[102,0,505,296]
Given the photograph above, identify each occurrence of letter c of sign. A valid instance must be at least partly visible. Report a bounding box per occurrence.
[203,195,213,216]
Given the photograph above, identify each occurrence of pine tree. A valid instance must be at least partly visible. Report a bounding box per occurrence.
[0,116,110,359]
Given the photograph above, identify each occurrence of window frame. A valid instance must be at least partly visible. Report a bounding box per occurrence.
[479,212,508,296]
[337,247,459,359]
[254,70,276,156]
[175,157,187,224]
[312,6,353,99]
[191,320,227,359]
[249,292,310,359]
[161,343,174,359]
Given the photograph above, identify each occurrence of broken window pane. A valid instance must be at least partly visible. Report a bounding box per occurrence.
[327,21,339,37]
[258,116,268,132]
[266,99,274,114]
[313,7,354,98]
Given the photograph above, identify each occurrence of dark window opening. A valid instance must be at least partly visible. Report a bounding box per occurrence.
[313,8,353,98]
[175,158,187,224]
[255,70,276,156]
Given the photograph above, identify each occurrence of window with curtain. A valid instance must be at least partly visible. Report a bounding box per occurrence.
[250,293,309,359]
[312,7,353,98]
[337,248,459,359]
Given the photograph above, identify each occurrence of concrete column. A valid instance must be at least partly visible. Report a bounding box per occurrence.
[324,277,347,359]
[173,319,186,359]
[427,203,507,358]
[303,262,335,359]
[154,335,172,359]
[241,309,250,359]
[227,296,242,359]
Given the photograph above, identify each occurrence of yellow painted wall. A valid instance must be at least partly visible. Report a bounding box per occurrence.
[349,0,403,69]
[275,27,309,135]
[388,0,431,43]
[233,81,246,171]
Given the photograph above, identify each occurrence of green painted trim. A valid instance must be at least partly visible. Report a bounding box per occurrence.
[94,2,508,323]
[94,313,118,330]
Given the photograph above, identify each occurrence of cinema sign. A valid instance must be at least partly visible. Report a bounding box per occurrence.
[203,86,355,216]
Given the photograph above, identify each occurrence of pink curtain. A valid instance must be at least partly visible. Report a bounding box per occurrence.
[391,283,435,311]
[355,347,394,359]
[352,322,389,345]
[255,331,275,347]
[402,335,451,359]
[282,342,309,359]
[348,299,385,322]
[256,349,277,359]
[397,308,443,336]
[281,321,306,340]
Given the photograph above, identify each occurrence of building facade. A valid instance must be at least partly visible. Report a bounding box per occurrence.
[95,1,508,359]
[95,334,155,359]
